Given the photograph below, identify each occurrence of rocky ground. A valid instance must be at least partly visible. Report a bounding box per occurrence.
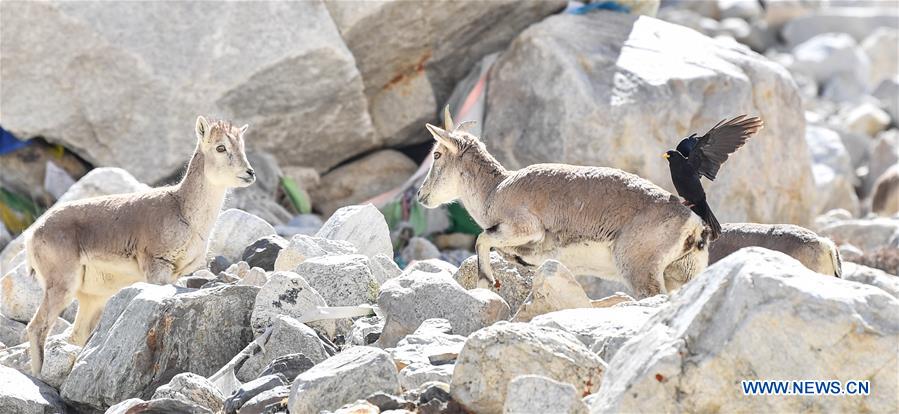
[1,0,898,413]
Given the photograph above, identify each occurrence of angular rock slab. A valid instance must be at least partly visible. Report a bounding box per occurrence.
[61,284,257,411]
[377,270,510,347]
[451,322,605,413]
[589,248,899,413]
[1,1,376,183]
[152,372,225,413]
[273,234,357,273]
[455,252,534,314]
[287,346,400,413]
[316,204,393,259]
[0,366,68,414]
[295,254,380,307]
[483,11,814,225]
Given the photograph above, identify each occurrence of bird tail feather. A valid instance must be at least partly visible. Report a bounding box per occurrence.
[692,199,721,240]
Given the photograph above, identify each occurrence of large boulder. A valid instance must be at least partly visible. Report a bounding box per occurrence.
[588,248,899,413]
[451,322,605,413]
[819,218,899,252]
[1,262,78,324]
[0,366,68,414]
[789,33,869,94]
[530,306,657,361]
[295,254,380,308]
[311,150,418,217]
[842,263,899,299]
[287,346,401,413]
[482,11,814,225]
[324,0,565,146]
[377,270,510,347]
[56,167,149,203]
[0,1,376,183]
[61,284,258,411]
[316,204,393,259]
[207,209,276,264]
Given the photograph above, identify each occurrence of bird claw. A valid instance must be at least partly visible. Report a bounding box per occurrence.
[681,200,695,208]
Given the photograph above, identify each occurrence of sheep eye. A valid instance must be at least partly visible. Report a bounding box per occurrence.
[216,145,226,153]
[433,151,441,160]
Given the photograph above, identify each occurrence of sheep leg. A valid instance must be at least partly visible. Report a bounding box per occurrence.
[144,256,176,285]
[27,283,76,376]
[476,218,544,289]
[69,292,107,346]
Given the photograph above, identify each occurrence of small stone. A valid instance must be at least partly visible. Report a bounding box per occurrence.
[237,385,290,414]
[152,372,225,413]
[208,209,277,264]
[258,353,316,381]
[223,374,286,414]
[237,315,328,382]
[39,335,82,388]
[0,366,68,414]
[250,271,334,337]
[400,237,441,264]
[241,235,288,272]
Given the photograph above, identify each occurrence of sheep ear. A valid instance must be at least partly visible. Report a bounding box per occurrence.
[239,124,249,136]
[196,116,209,141]
[443,105,454,131]
[426,123,459,155]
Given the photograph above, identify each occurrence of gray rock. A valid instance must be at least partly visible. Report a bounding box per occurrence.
[865,129,899,197]
[862,27,899,87]
[530,307,657,361]
[403,259,458,277]
[0,314,28,347]
[287,346,401,413]
[0,366,68,414]
[106,398,212,414]
[61,284,257,411]
[56,167,149,204]
[482,11,814,225]
[273,234,357,273]
[208,209,276,264]
[237,315,328,382]
[237,385,289,414]
[805,125,860,215]
[39,335,82,389]
[513,260,592,323]
[258,353,315,381]
[503,375,588,414]
[782,7,899,47]
[575,276,633,300]
[842,102,891,137]
[250,271,333,337]
[152,372,225,413]
[819,218,899,252]
[1,1,377,183]
[241,235,288,272]
[1,262,78,324]
[324,0,565,147]
[589,248,899,413]
[873,79,899,125]
[349,316,383,346]
[842,263,899,298]
[790,33,869,91]
[224,374,286,414]
[455,252,534,314]
[296,254,380,308]
[400,237,442,264]
[316,204,393,259]
[378,270,510,347]
[451,322,605,413]
[0,234,24,276]
[224,152,292,226]
[388,318,465,371]
[369,254,402,285]
[399,362,455,392]
[312,150,418,217]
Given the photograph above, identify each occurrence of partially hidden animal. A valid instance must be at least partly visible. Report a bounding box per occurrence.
[664,115,764,239]
[417,108,710,298]
[709,223,842,277]
[24,116,255,375]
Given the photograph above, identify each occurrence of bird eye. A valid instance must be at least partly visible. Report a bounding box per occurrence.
[433,151,441,160]
[216,145,226,153]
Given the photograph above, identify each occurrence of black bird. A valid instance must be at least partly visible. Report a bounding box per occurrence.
[664,115,764,239]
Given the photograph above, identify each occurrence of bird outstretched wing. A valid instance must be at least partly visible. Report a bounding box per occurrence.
[687,115,763,180]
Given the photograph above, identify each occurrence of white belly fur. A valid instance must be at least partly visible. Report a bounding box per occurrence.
[79,257,145,297]
[513,240,621,282]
